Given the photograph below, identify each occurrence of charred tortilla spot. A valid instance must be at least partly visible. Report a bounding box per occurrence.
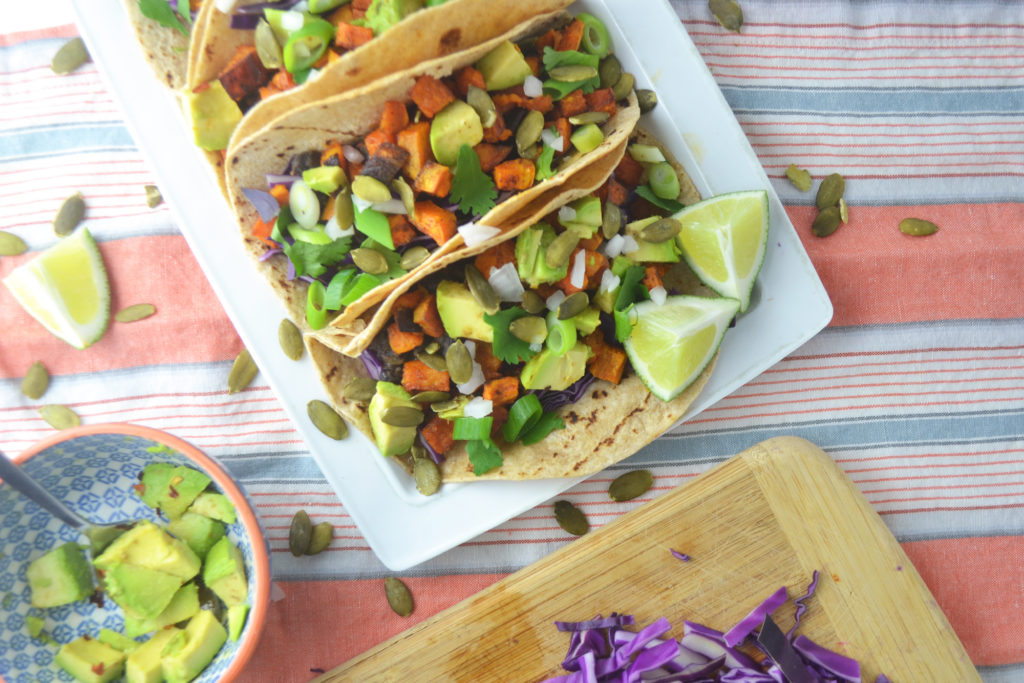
[565,412,580,425]
[439,28,462,53]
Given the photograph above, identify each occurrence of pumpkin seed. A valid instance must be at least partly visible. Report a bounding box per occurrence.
[521,290,547,315]
[553,500,589,536]
[254,19,283,69]
[351,248,389,275]
[516,110,545,156]
[545,230,580,269]
[384,577,414,617]
[0,231,27,256]
[445,340,473,384]
[430,399,461,414]
[466,85,497,128]
[639,217,682,244]
[333,189,355,230]
[227,349,258,394]
[785,164,812,192]
[343,376,378,403]
[549,64,598,83]
[519,143,541,161]
[598,55,622,89]
[415,350,448,373]
[21,361,49,400]
[114,303,156,323]
[839,198,850,223]
[39,404,80,430]
[636,89,659,114]
[410,444,429,460]
[609,470,653,502]
[351,175,392,203]
[400,246,430,271]
[305,522,333,555]
[413,457,442,496]
[709,0,744,33]
[611,71,635,101]
[509,316,547,344]
[568,111,610,126]
[424,341,440,355]
[815,173,845,209]
[899,217,939,236]
[602,203,623,239]
[278,318,304,360]
[51,37,90,75]
[557,292,590,320]
[307,400,348,439]
[465,264,499,314]
[381,405,424,428]
[392,177,415,218]
[144,185,164,208]
[411,390,449,404]
[288,510,312,557]
[53,192,85,238]
[812,206,842,238]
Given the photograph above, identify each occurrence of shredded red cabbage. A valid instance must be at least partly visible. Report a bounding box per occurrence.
[360,349,384,381]
[670,549,691,562]
[724,586,788,646]
[530,373,596,412]
[265,173,299,188]
[787,571,820,639]
[229,14,260,29]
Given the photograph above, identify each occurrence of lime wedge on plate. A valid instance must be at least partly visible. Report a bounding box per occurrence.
[624,295,740,401]
[674,190,769,312]
[3,227,110,349]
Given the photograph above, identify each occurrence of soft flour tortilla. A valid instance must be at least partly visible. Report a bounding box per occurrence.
[304,127,716,481]
[225,11,640,339]
[123,0,191,89]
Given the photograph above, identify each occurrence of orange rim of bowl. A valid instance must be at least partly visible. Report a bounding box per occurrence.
[13,422,271,683]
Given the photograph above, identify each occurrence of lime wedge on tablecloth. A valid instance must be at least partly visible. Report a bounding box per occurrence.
[673,190,769,312]
[3,227,110,349]
[623,295,740,401]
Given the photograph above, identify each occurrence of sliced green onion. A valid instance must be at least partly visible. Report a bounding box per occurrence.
[282,19,334,75]
[324,268,356,310]
[520,411,564,445]
[502,394,543,442]
[353,202,394,249]
[453,416,493,441]
[289,179,320,229]
[614,305,638,343]
[339,272,384,306]
[578,13,612,58]
[570,124,604,154]
[306,280,328,329]
[546,313,577,356]
[614,265,646,312]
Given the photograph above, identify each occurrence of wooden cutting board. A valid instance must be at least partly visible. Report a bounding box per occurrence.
[318,437,978,682]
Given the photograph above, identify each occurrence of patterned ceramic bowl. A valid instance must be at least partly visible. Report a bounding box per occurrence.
[0,424,270,683]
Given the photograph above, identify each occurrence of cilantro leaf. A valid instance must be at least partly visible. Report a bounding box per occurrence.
[138,0,188,37]
[484,306,539,364]
[282,237,352,278]
[635,185,684,214]
[520,411,564,445]
[535,143,557,182]
[467,437,503,475]
[613,265,647,342]
[450,144,497,217]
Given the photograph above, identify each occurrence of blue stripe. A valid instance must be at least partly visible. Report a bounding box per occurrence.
[0,123,136,160]
[720,86,1024,116]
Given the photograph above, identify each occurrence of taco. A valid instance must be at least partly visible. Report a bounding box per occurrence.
[224,9,642,344]
[122,0,199,89]
[303,126,750,483]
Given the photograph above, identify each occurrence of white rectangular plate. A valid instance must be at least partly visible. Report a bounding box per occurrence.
[73,0,831,570]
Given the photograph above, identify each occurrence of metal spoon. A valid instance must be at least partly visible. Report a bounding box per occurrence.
[0,449,129,553]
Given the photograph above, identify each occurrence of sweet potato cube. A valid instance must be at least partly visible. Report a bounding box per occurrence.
[387,322,424,355]
[363,128,396,157]
[396,121,434,180]
[378,100,410,136]
[552,117,571,155]
[473,239,516,277]
[410,201,457,246]
[473,143,513,173]
[402,359,450,394]
[410,75,455,118]
[584,332,627,385]
[558,89,587,118]
[389,215,417,248]
[482,377,519,407]
[493,158,536,191]
[586,88,618,115]
[454,66,486,97]
[475,342,504,381]
[482,114,513,144]
[414,161,453,198]
[556,19,584,52]
[336,22,373,50]
[413,294,445,338]
[217,45,272,102]
[421,415,455,455]
[614,153,645,189]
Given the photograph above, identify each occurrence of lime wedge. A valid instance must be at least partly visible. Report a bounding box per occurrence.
[673,190,769,312]
[623,295,740,401]
[3,228,110,349]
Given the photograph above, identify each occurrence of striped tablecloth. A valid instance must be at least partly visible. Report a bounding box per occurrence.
[2,0,1022,680]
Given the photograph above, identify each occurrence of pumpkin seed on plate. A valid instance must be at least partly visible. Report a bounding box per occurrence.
[254,19,283,69]
[307,400,348,440]
[466,85,497,128]
[333,190,355,230]
[839,198,850,223]
[21,361,49,400]
[639,217,682,244]
[598,55,622,89]
[554,500,589,536]
[899,217,940,236]
[413,457,442,496]
[305,522,333,555]
[568,112,610,126]
[380,405,424,428]
[288,510,312,556]
[351,248,389,275]
[549,64,598,83]
[415,350,448,373]
[545,230,580,269]
[709,0,744,33]
[227,349,258,394]
[812,206,842,238]
[445,340,473,384]
[516,110,545,156]
[384,577,414,617]
[278,318,304,360]
[144,185,164,208]
[411,390,449,404]
[609,470,653,502]
[0,231,27,256]
[636,89,658,114]
[521,290,546,315]
[557,292,589,320]
[53,192,85,237]
[343,376,378,403]
[39,404,80,430]
[611,72,635,101]
[785,164,812,192]
[602,203,623,239]
[51,37,90,75]
[351,175,392,203]
[509,316,547,344]
[400,245,430,271]
[114,303,156,323]
[465,264,499,314]
[815,173,845,209]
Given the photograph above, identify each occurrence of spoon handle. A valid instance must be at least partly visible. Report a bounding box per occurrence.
[0,450,88,531]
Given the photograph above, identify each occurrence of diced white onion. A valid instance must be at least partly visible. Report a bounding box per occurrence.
[456,343,486,395]
[351,195,373,212]
[306,68,322,83]
[371,198,407,214]
[342,145,365,164]
[325,212,354,240]
[488,262,524,302]
[291,1,309,12]
[649,285,668,305]
[463,397,493,419]
[541,128,565,152]
[558,206,577,224]
[621,235,640,254]
[570,249,586,289]
[523,75,544,98]
[458,222,501,248]
[545,290,566,312]
[529,342,543,352]
[280,10,305,31]
[214,0,238,13]
[598,269,621,294]
[604,233,625,258]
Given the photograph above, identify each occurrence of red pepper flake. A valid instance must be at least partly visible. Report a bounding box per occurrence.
[168,484,179,499]
[831,573,840,582]
[92,663,105,675]
[82,634,92,641]
[133,483,146,495]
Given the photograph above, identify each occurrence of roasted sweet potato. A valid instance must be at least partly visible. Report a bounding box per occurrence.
[473,239,516,277]
[475,342,504,381]
[556,19,585,51]
[493,158,536,191]
[556,248,607,295]
[614,152,645,189]
[413,294,445,338]
[454,66,486,97]
[393,288,426,311]
[336,22,373,50]
[473,142,513,173]
[535,28,561,53]
[414,161,453,198]
[396,121,433,180]
[363,128,396,158]
[584,332,627,385]
[259,68,296,99]
[402,359,450,394]
[410,75,455,118]
[362,141,409,184]
[421,415,455,455]
[482,114,513,143]
[269,184,289,206]
[410,201,457,245]
[557,89,587,118]
[378,100,410,136]
[552,117,571,155]
[643,263,671,292]
[387,321,424,355]
[218,45,272,102]
[586,88,617,115]
[483,377,519,407]
[389,215,417,248]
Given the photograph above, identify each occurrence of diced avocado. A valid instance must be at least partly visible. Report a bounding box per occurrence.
[568,306,601,335]
[570,123,604,154]
[186,80,243,152]
[520,341,592,391]
[26,542,94,608]
[302,166,347,194]
[94,521,201,581]
[362,0,424,35]
[367,382,421,457]
[476,40,533,91]
[429,100,484,167]
[515,223,568,287]
[139,464,212,520]
[126,628,180,683]
[137,462,174,510]
[168,512,226,559]
[98,628,140,653]
[227,603,250,641]
[593,285,618,314]
[26,615,45,638]
[436,280,493,342]
[103,564,183,620]
[160,609,227,683]
[124,583,201,638]
[624,217,681,263]
[202,537,248,608]
[187,492,237,525]
[56,635,126,683]
[559,220,599,238]
[562,196,603,228]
